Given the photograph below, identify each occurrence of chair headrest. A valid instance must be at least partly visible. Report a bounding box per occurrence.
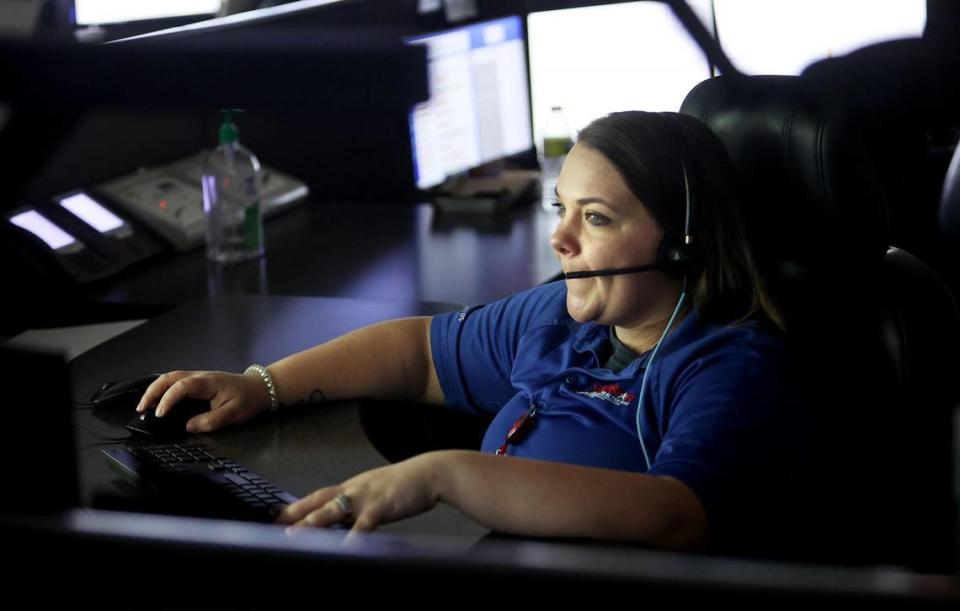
[938,141,960,239]
[680,75,890,275]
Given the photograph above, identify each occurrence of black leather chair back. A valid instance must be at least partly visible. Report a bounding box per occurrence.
[682,75,960,572]
[939,141,960,292]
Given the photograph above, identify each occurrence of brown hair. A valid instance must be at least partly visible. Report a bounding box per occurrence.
[576,111,784,331]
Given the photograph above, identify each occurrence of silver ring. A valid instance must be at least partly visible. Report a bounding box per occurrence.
[333,492,353,516]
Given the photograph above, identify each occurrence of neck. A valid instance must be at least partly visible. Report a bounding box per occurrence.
[614,322,669,355]
[614,289,690,354]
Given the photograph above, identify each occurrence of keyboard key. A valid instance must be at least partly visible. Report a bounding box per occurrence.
[224,472,250,487]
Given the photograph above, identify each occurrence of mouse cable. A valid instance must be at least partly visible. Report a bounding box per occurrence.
[76,423,134,443]
[77,440,133,451]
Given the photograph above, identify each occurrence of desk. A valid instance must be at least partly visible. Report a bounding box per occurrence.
[69,293,490,543]
[32,201,960,605]
[82,199,563,311]
[24,284,960,605]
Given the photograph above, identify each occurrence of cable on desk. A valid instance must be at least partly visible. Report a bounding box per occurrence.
[76,423,134,443]
[78,440,136,451]
[73,402,135,442]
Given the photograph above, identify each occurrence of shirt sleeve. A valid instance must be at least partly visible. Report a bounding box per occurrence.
[647,335,812,556]
[430,282,569,416]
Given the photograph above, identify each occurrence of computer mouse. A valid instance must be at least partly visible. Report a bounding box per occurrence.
[91,373,162,410]
[125,398,210,440]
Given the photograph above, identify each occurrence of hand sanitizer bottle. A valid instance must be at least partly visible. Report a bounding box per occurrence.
[203,109,264,263]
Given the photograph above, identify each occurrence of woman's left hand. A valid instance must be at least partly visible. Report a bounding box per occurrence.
[275,452,445,534]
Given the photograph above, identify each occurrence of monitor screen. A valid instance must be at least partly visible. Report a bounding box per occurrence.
[526,1,713,154]
[406,15,533,190]
[713,0,926,75]
[74,0,222,26]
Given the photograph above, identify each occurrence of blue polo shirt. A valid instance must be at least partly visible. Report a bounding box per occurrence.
[430,280,812,557]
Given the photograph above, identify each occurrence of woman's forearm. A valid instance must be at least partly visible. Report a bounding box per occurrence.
[433,450,708,551]
[266,317,443,408]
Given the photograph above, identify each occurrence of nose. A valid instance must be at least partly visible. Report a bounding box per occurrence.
[550,216,579,258]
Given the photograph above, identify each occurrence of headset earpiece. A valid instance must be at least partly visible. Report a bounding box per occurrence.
[656,234,704,279]
[656,138,704,279]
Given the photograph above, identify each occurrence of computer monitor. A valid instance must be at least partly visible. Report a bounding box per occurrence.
[713,0,927,76]
[526,1,714,153]
[73,0,222,26]
[406,15,534,191]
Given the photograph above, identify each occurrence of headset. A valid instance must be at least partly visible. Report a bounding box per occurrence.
[657,157,705,279]
[640,116,705,469]
[562,117,704,281]
[563,114,704,470]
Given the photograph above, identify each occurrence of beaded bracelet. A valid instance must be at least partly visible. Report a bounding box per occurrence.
[244,364,279,412]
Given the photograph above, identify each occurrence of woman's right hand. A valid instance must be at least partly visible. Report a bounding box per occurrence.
[135,370,272,434]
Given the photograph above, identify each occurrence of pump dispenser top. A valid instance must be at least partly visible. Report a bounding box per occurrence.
[218,109,240,145]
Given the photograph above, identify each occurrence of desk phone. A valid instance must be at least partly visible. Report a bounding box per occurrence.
[5,190,167,284]
[95,151,309,252]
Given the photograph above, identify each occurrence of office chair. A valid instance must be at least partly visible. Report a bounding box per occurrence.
[938,141,960,298]
[681,75,960,573]
[800,36,960,304]
[359,399,490,465]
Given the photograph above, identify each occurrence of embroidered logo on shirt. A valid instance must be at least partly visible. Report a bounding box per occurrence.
[576,383,636,407]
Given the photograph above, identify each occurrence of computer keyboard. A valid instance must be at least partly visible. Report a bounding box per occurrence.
[102,443,299,523]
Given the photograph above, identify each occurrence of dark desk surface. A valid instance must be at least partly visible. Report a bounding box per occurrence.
[42,199,960,604]
[71,199,559,539]
[7,506,960,605]
[69,293,490,544]
[84,199,563,311]
[32,266,960,605]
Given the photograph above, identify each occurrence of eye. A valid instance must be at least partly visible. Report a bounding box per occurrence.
[585,211,611,226]
[551,202,566,217]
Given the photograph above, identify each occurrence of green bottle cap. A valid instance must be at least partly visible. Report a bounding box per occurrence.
[218,109,241,144]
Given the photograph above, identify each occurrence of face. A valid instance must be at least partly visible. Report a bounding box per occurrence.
[550,143,679,330]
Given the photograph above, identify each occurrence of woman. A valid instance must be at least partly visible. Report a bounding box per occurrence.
[136,111,811,557]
